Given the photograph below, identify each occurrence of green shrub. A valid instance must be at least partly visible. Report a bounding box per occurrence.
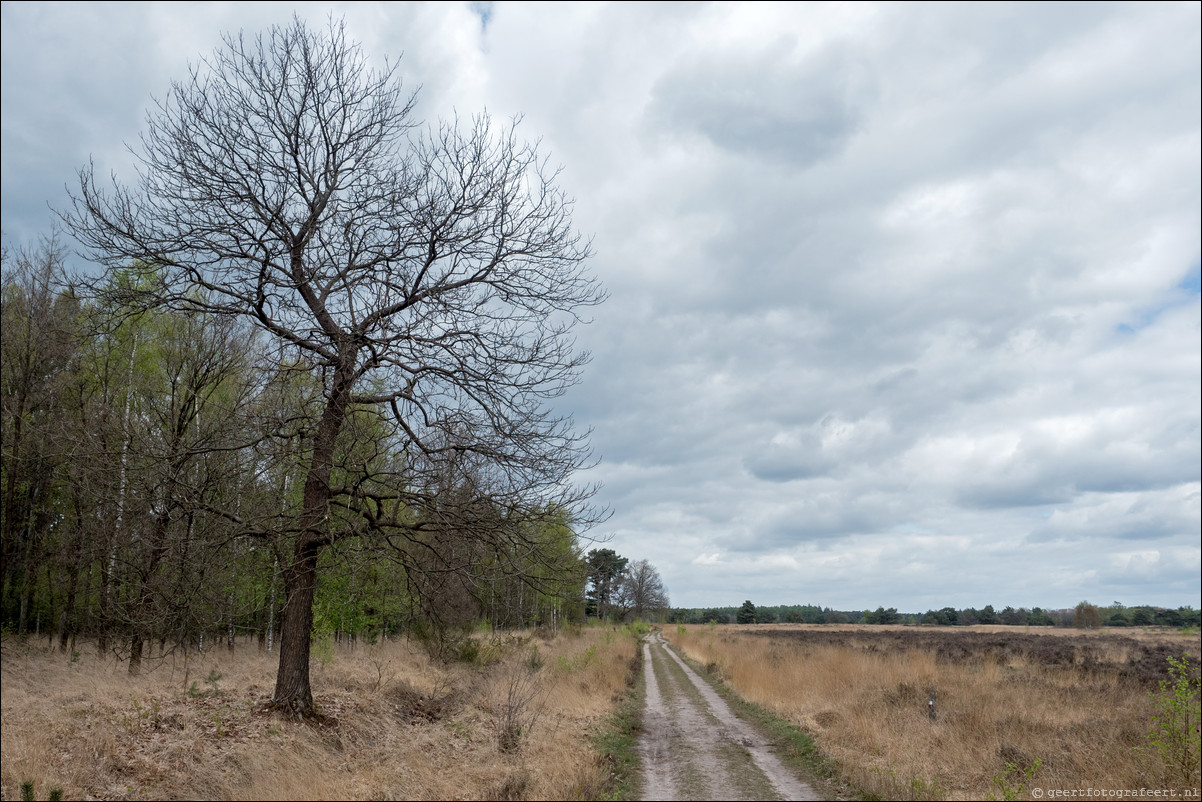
[1148,655,1201,786]
[987,757,1041,801]
[454,637,480,664]
[17,782,62,802]
[524,647,544,673]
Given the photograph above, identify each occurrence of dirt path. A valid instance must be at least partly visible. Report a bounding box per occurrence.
[637,631,822,801]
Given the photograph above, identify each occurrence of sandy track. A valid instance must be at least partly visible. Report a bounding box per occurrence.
[637,632,822,801]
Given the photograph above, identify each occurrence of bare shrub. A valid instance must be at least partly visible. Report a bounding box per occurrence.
[492,652,548,753]
[1075,601,1102,629]
[388,678,461,725]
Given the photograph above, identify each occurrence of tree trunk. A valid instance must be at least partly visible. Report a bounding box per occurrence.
[269,353,355,717]
[129,634,144,675]
[98,520,116,657]
[227,591,236,653]
[267,558,278,653]
[271,543,320,716]
[17,491,39,636]
[58,545,81,652]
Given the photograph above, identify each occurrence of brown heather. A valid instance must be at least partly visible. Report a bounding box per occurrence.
[0,626,638,801]
[666,624,1201,801]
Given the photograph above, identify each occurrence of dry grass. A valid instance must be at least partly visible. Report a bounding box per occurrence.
[0,625,638,801]
[667,624,1201,801]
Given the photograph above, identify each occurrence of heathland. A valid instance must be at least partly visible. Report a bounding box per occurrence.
[666,623,1201,801]
[4,622,1198,801]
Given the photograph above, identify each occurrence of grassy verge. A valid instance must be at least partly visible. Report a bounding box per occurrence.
[591,679,644,800]
[664,637,861,801]
[586,623,650,801]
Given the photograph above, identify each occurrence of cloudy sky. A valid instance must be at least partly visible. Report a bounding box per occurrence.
[3,2,1199,612]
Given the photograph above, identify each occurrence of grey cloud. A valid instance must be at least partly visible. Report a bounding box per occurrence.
[647,40,874,167]
[1095,550,1202,596]
[957,481,1076,511]
[954,413,1200,511]
[744,436,832,483]
[719,487,897,552]
[1025,485,1199,544]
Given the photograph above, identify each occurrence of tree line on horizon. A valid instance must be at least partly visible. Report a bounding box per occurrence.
[668,600,1201,628]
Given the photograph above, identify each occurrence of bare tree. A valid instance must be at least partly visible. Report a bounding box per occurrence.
[64,17,603,717]
[615,558,670,622]
[109,305,257,673]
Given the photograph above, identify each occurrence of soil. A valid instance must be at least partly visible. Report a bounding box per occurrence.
[637,631,822,801]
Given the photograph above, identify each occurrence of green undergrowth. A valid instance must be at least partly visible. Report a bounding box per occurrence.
[591,688,644,801]
[589,636,646,800]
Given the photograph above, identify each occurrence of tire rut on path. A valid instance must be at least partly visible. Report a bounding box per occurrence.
[637,631,822,801]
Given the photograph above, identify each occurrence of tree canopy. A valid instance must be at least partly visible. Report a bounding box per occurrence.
[737,600,757,624]
[62,16,604,717]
